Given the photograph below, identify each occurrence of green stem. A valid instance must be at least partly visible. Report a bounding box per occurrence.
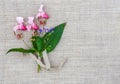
[37,52,43,58]
[37,52,43,73]
[37,64,41,73]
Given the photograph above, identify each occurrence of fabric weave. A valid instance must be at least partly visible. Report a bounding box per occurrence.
[0,0,120,84]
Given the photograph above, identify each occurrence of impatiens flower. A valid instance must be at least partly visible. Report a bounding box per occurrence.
[36,4,49,19]
[14,17,27,31]
[26,17,39,31]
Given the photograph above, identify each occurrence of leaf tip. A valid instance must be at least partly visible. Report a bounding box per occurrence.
[63,22,67,26]
[6,50,10,55]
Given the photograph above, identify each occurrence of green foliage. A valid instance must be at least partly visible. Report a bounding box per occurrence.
[6,48,35,54]
[31,36,44,52]
[43,22,66,53]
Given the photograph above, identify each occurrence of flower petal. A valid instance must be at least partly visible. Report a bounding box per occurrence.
[39,29,43,33]
[28,17,34,24]
[38,4,44,12]
[26,25,32,31]
[19,24,27,30]
[32,23,39,30]
[16,17,24,24]
[43,13,49,19]
[14,26,19,32]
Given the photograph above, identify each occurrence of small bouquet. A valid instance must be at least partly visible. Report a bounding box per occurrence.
[6,4,67,72]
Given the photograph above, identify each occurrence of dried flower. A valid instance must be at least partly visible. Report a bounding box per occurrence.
[16,33,23,39]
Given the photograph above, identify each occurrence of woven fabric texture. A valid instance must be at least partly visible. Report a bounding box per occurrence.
[0,0,120,84]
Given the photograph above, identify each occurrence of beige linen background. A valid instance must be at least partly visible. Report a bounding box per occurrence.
[0,0,120,84]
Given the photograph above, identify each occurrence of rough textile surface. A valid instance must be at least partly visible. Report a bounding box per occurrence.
[0,0,120,84]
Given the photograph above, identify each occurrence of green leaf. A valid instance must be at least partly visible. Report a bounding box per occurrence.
[43,22,67,53]
[6,48,35,54]
[31,36,44,52]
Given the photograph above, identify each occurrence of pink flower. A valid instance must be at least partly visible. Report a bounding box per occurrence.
[26,17,39,31]
[14,17,27,31]
[36,4,49,19]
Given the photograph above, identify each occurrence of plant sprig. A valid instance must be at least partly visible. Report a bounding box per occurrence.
[6,22,67,72]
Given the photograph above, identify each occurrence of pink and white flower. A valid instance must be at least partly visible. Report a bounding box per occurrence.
[26,17,39,31]
[36,4,49,19]
[14,17,27,31]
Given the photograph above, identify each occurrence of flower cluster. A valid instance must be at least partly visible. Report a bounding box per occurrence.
[7,4,67,72]
[14,4,49,39]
